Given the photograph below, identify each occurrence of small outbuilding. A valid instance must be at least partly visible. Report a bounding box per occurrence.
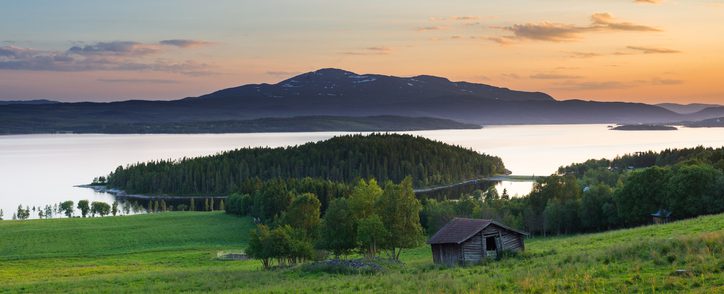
[651,209,672,224]
[427,218,527,265]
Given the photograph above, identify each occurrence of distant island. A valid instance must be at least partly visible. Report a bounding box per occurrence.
[102,133,506,195]
[611,124,678,131]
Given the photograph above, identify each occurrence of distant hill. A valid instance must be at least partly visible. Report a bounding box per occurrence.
[656,103,722,114]
[683,117,724,128]
[2,68,724,134]
[0,99,59,105]
[0,115,480,135]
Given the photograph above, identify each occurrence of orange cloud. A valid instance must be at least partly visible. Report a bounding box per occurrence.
[493,13,660,43]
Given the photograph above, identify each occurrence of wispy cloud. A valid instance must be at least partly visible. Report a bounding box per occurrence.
[68,41,162,56]
[626,46,680,54]
[97,78,180,84]
[567,46,680,58]
[159,39,214,48]
[634,0,662,4]
[454,16,479,21]
[553,81,631,90]
[429,16,479,22]
[568,51,604,58]
[530,73,583,80]
[493,13,660,43]
[553,77,683,90]
[0,41,214,75]
[340,46,393,55]
[416,26,447,32]
[590,13,660,32]
[266,71,300,77]
[649,78,683,85]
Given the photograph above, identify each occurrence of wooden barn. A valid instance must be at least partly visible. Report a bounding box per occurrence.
[427,218,527,265]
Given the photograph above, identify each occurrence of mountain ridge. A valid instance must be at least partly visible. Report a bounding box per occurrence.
[1,68,723,134]
[656,103,722,114]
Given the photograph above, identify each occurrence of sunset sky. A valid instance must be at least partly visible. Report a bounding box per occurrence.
[1,0,723,104]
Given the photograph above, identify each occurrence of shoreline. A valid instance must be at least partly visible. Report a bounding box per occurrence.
[78,175,539,200]
[76,184,227,200]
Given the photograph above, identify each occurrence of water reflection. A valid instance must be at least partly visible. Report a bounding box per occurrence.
[2,124,723,219]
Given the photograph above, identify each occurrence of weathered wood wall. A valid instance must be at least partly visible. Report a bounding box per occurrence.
[461,234,483,263]
[431,244,462,265]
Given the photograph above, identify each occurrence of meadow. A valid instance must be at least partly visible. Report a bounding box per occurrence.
[1,212,722,293]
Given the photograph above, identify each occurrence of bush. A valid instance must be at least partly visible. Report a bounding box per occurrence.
[300,259,384,275]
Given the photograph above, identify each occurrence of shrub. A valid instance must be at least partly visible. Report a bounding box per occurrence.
[300,259,384,275]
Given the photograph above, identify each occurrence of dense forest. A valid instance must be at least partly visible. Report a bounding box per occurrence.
[106,134,506,195]
[228,146,723,269]
[421,146,724,236]
[227,178,424,268]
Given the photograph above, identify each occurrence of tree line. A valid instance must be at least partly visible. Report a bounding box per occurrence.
[420,146,724,236]
[8,200,121,220]
[105,134,505,195]
[228,178,424,269]
[4,197,229,220]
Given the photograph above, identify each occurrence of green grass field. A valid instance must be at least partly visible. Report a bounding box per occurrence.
[1,212,722,293]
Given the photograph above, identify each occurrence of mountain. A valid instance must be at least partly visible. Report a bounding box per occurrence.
[2,68,724,134]
[191,68,554,104]
[656,103,722,114]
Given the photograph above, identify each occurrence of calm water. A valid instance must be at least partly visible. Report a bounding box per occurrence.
[2,125,724,219]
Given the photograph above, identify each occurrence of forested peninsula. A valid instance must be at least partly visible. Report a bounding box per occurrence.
[105,134,506,195]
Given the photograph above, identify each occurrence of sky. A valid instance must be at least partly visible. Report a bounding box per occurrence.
[1,0,723,104]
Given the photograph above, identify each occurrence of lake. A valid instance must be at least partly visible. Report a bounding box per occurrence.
[2,124,724,219]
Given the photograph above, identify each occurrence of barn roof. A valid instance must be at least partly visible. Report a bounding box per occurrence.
[651,209,672,218]
[427,218,528,245]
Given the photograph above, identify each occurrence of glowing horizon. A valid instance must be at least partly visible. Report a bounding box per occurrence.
[1,0,723,104]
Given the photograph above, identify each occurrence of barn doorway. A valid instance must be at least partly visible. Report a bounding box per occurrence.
[485,236,498,258]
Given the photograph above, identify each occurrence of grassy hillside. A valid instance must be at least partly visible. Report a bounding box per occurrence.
[1,212,722,293]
